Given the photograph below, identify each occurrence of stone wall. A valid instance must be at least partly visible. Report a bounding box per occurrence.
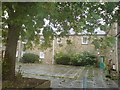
[21,34,117,67]
[24,35,103,64]
[54,35,103,55]
[53,35,110,65]
[25,44,53,64]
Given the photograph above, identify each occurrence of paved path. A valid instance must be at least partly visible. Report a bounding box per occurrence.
[16,63,119,88]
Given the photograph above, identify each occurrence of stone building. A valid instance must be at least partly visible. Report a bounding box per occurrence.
[16,23,119,71]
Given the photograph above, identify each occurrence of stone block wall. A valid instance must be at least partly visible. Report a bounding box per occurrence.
[25,44,54,64]
[54,35,98,55]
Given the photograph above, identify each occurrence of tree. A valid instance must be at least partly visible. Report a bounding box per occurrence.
[2,2,119,81]
[92,36,116,53]
[2,2,56,80]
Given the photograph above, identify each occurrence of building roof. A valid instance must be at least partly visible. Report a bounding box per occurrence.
[68,27,106,35]
[39,27,106,36]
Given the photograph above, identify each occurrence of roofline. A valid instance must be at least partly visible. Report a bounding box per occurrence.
[66,33,106,36]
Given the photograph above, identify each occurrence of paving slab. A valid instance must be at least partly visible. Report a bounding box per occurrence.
[16,63,84,79]
[16,63,119,88]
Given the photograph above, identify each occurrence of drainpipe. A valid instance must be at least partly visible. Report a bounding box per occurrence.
[17,40,21,61]
[116,23,120,89]
[115,23,119,72]
[52,37,55,64]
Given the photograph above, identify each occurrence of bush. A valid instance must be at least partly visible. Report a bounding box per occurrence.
[19,53,39,63]
[83,52,98,65]
[55,51,98,66]
[70,53,85,66]
[54,52,71,65]
[71,52,98,66]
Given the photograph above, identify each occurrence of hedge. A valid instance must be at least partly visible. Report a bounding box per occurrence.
[55,51,98,66]
[19,53,39,63]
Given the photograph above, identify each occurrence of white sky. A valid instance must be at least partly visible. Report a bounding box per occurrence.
[42,18,106,35]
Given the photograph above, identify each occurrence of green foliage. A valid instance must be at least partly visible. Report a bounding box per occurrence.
[92,37,116,50]
[2,2,119,48]
[2,2,57,48]
[20,53,39,63]
[59,44,63,47]
[66,40,72,45]
[105,37,116,48]
[69,53,83,66]
[54,52,71,65]
[55,51,98,66]
[70,52,98,66]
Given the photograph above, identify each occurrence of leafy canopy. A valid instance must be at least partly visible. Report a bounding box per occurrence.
[2,2,119,49]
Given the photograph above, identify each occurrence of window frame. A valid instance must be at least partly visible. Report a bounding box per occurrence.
[82,36,89,45]
[39,51,45,59]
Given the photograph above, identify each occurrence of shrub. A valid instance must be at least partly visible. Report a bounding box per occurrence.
[55,51,98,66]
[54,52,71,65]
[20,53,39,63]
[71,52,98,66]
[84,52,98,65]
[70,53,85,66]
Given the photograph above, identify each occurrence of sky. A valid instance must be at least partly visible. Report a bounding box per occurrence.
[42,18,106,35]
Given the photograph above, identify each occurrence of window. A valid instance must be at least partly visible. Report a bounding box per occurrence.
[21,51,25,57]
[82,37,88,44]
[57,38,62,44]
[40,51,44,59]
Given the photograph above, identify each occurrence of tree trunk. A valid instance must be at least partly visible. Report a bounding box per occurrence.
[2,24,20,81]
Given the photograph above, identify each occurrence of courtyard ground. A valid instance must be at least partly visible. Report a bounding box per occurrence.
[16,63,119,88]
